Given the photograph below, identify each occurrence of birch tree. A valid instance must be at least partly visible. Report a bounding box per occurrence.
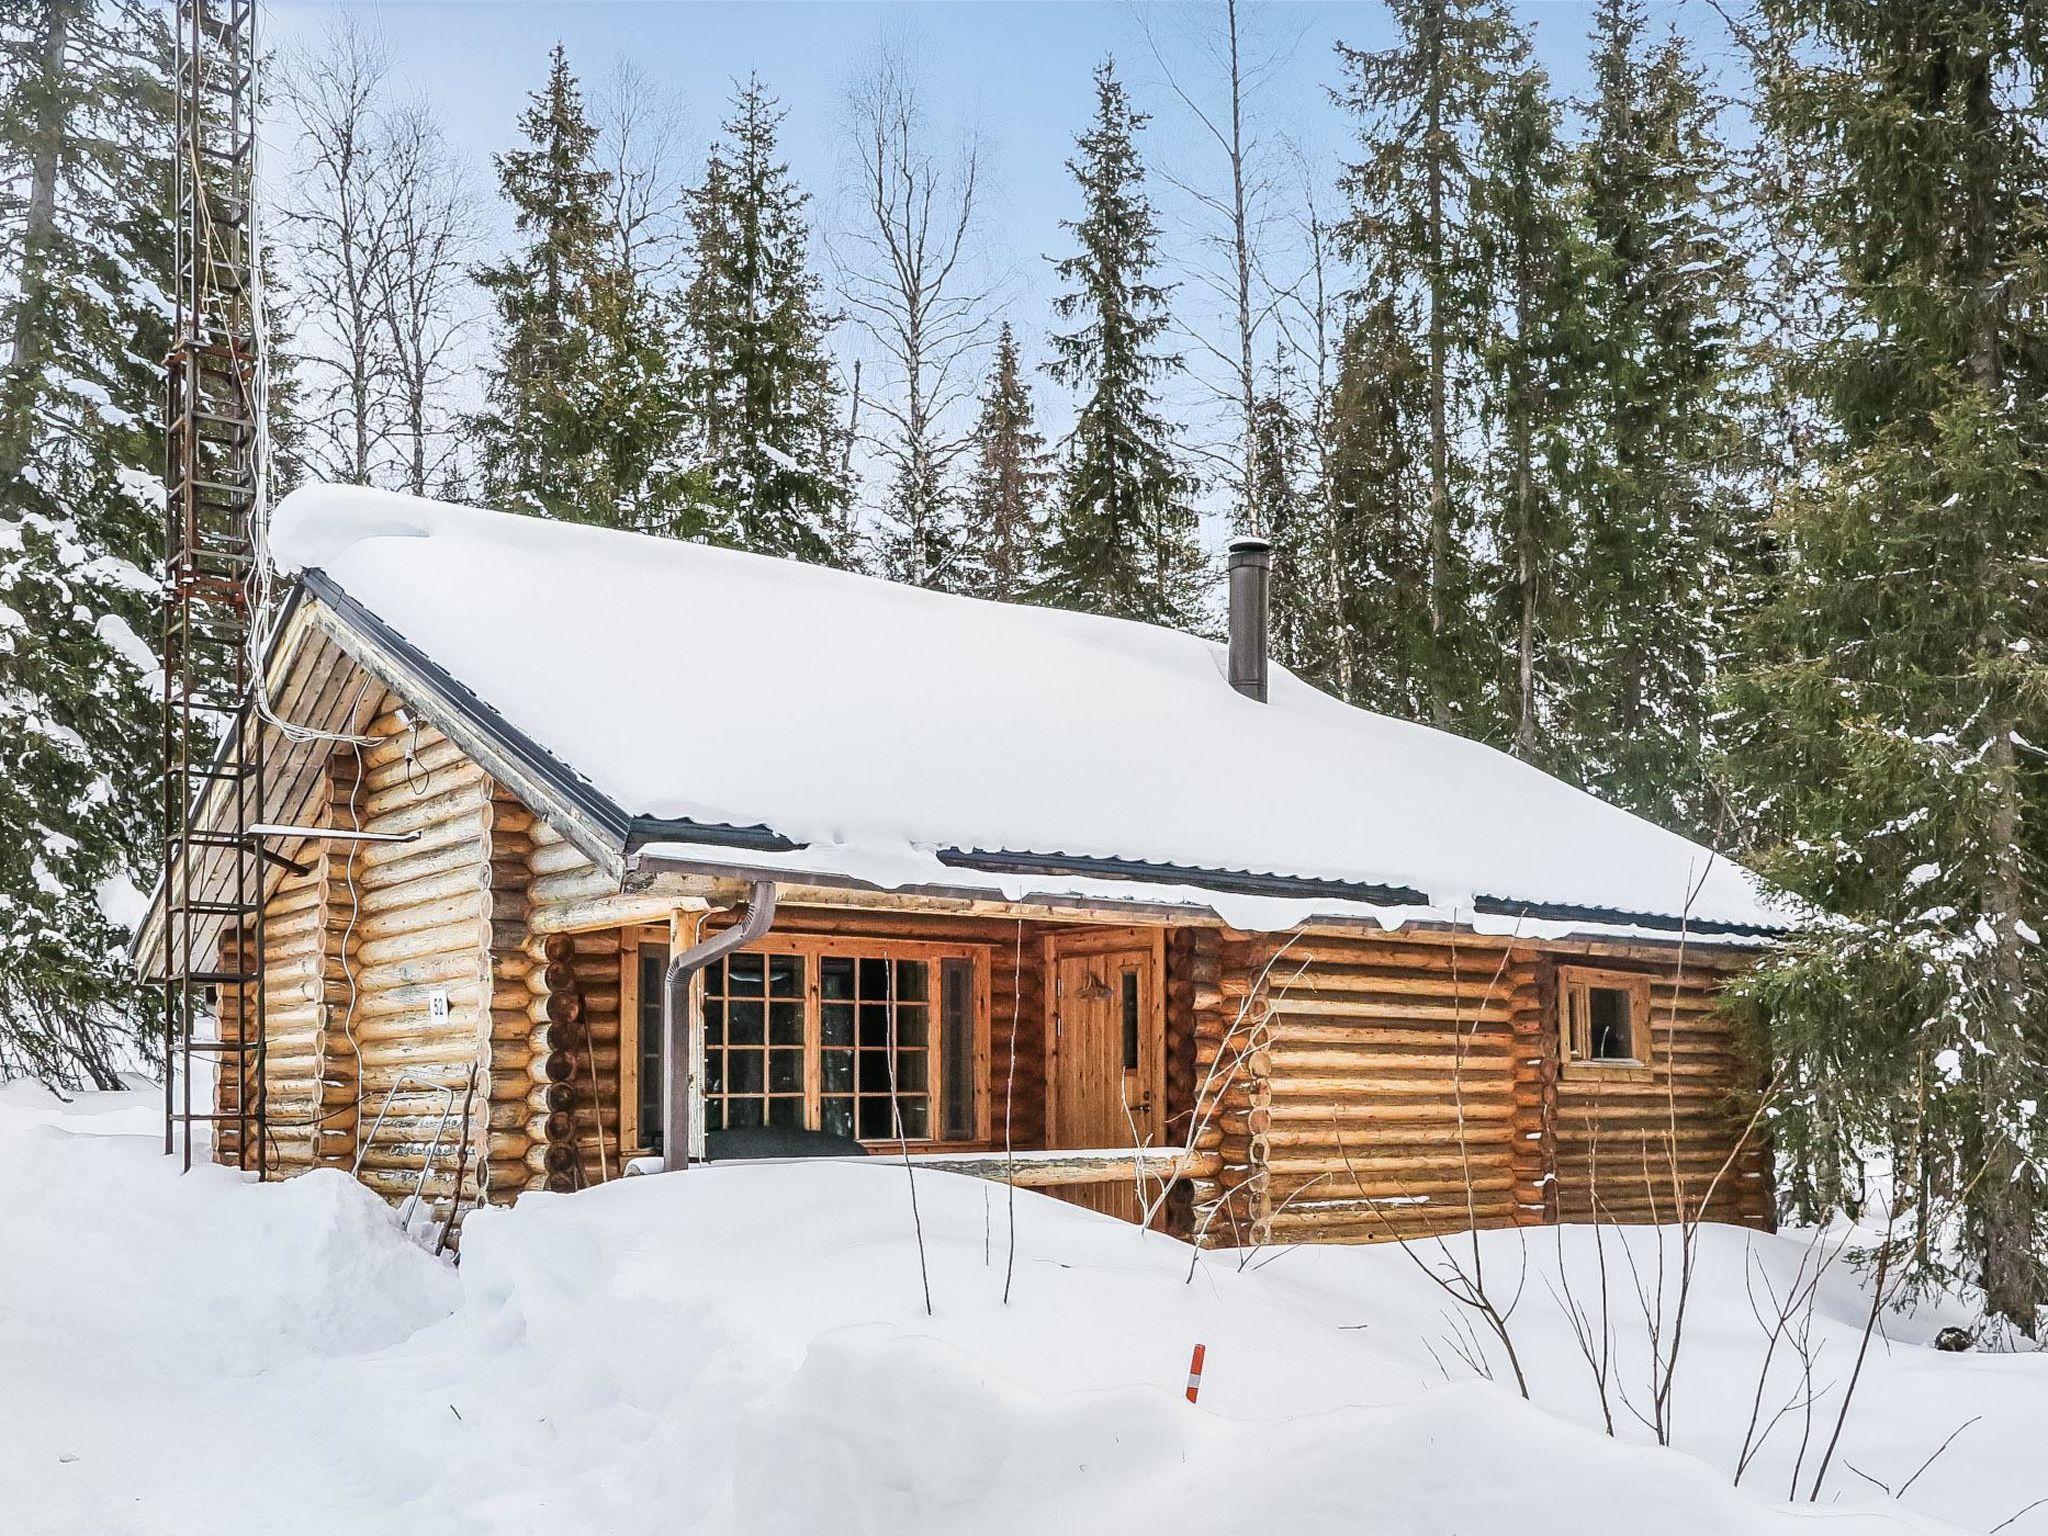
[838,41,992,589]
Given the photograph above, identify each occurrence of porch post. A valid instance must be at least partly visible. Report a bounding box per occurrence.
[660,881,777,1171]
[664,908,699,1168]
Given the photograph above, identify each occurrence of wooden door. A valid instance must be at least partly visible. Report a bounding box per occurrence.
[1047,931,1163,1221]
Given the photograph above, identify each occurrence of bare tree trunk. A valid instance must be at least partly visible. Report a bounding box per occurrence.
[0,0,76,476]
[837,42,989,589]
[1142,0,1284,536]
[1981,717,2037,1335]
[1224,0,1259,534]
[1511,281,1538,759]
[379,103,475,498]
[280,17,398,485]
[1423,4,1453,729]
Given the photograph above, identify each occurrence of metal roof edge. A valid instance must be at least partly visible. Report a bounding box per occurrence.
[300,569,632,876]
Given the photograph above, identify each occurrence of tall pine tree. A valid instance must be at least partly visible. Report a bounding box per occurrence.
[1296,296,1432,716]
[1472,57,1583,766]
[1732,0,2048,1332]
[1038,59,1204,630]
[0,0,171,1083]
[469,46,615,524]
[682,75,847,564]
[1568,0,1748,838]
[1333,0,1524,729]
[959,323,1050,602]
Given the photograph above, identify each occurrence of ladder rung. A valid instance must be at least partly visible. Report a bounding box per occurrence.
[178,831,256,849]
[167,764,250,784]
[159,970,259,986]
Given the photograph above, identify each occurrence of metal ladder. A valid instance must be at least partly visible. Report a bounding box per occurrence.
[158,0,267,1174]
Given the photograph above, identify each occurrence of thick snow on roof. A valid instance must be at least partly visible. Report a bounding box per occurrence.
[269,484,1791,936]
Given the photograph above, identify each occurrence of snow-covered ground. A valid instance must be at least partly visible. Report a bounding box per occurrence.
[3,1083,2042,1536]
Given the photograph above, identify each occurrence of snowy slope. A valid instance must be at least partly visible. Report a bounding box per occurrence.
[267,484,1791,937]
[6,1085,2042,1536]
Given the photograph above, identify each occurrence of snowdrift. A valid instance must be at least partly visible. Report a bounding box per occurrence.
[3,1086,2041,1536]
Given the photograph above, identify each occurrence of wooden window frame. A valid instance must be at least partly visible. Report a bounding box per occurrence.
[1557,965,1655,1082]
[619,931,992,1155]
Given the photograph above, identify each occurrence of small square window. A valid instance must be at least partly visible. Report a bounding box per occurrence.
[1559,967,1651,1073]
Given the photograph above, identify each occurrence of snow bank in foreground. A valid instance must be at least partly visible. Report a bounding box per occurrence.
[3,1086,2042,1536]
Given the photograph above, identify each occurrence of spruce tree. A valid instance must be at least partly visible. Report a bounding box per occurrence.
[0,0,172,1084]
[1297,296,1433,717]
[1472,59,1582,766]
[682,75,847,564]
[1569,0,1748,837]
[959,324,1050,602]
[1039,59,1204,630]
[1732,0,2048,1332]
[1333,0,1524,729]
[469,45,614,523]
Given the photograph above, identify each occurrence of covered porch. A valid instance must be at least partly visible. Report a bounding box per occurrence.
[521,886,1220,1226]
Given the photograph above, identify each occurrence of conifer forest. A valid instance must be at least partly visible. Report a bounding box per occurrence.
[2,0,2043,1331]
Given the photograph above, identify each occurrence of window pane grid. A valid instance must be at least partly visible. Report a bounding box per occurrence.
[701,951,808,1133]
[677,944,966,1145]
[820,954,931,1142]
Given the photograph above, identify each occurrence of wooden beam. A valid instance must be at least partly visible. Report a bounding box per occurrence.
[891,1147,1220,1188]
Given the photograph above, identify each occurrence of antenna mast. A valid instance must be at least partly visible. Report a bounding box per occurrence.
[160,0,267,1173]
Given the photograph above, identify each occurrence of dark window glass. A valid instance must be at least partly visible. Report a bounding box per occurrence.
[728,953,765,996]
[728,1000,764,1046]
[770,1048,804,1093]
[821,1003,854,1048]
[1588,986,1632,1060]
[1120,968,1140,1072]
[896,1005,927,1047]
[859,1001,890,1048]
[821,1096,854,1138]
[941,958,974,1141]
[638,945,667,1154]
[702,952,808,1134]
[896,963,928,1003]
[822,1050,854,1092]
[694,948,956,1149]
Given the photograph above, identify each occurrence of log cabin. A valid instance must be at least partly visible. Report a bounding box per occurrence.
[136,484,1793,1245]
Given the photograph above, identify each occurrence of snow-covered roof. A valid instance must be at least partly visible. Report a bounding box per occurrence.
[268,484,1792,940]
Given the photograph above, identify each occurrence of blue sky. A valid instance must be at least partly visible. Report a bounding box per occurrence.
[261,1,1745,529]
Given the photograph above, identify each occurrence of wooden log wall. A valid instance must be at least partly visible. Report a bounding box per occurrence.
[337,701,494,1216]
[306,747,365,1169]
[1549,953,1768,1228]
[1201,929,1768,1247]
[1187,926,1265,1246]
[512,928,623,1190]
[483,788,540,1201]
[233,867,320,1174]
[516,822,626,1188]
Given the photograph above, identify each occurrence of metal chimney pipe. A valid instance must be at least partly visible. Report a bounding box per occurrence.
[1226,536,1272,702]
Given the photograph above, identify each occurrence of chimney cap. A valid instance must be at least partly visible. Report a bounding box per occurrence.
[1227,535,1272,558]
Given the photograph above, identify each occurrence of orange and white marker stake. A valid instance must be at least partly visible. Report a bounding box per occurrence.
[1185,1343,1207,1404]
